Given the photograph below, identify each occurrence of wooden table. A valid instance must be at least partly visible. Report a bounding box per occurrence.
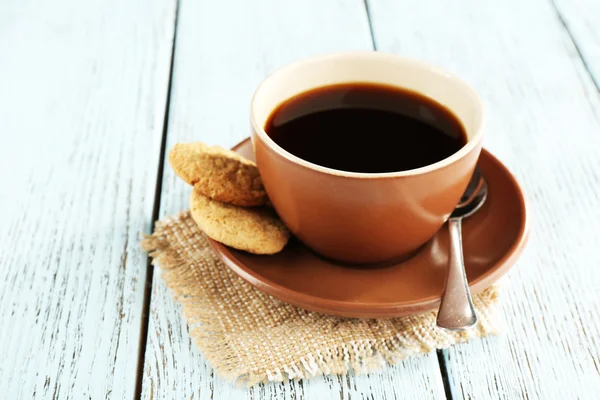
[2,0,600,398]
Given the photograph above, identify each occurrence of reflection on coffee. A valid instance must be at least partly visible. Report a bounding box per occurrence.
[265,83,467,173]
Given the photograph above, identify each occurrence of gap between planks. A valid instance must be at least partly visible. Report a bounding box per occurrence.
[363,0,378,51]
[549,0,600,94]
[133,0,181,398]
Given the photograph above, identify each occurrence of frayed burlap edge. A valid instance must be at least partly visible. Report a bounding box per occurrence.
[141,211,503,386]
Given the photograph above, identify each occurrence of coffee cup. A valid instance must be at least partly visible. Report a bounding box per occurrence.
[251,52,484,264]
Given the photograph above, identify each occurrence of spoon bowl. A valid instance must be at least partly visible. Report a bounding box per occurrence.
[452,169,488,219]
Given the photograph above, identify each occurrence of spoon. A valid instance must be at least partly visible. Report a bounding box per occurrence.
[436,168,488,331]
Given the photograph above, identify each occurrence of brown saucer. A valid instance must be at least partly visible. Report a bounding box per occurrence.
[207,138,529,318]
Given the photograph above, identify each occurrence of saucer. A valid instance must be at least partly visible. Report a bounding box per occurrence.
[207,138,529,318]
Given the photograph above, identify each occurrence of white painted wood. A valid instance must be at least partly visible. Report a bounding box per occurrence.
[0,0,176,398]
[368,0,600,398]
[142,0,447,398]
[553,0,600,86]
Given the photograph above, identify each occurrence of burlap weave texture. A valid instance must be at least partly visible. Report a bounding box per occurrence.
[142,211,502,386]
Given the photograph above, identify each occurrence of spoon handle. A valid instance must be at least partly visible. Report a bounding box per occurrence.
[436,218,478,331]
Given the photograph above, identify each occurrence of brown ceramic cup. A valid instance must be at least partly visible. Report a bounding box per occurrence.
[251,52,485,264]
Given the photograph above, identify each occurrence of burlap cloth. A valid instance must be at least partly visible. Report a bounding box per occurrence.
[142,211,503,386]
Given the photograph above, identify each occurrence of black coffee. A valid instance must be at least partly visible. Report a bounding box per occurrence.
[265,83,467,173]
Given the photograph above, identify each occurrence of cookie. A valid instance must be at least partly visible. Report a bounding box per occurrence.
[169,142,267,207]
[190,191,289,254]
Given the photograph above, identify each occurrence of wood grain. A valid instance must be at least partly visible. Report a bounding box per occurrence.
[141,0,447,398]
[552,0,600,89]
[0,0,176,398]
[367,0,600,398]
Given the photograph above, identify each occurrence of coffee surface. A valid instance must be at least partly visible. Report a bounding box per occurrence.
[265,83,467,173]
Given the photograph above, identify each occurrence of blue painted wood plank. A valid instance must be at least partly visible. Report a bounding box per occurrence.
[0,0,176,398]
[368,0,600,398]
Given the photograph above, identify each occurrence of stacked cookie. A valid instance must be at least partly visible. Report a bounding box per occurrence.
[169,142,290,254]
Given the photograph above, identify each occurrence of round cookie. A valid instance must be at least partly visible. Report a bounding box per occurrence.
[169,142,267,206]
[190,190,289,254]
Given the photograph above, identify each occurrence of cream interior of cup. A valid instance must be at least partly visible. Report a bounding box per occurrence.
[251,52,484,154]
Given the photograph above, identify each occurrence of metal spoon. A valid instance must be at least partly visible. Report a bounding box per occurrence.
[436,168,488,331]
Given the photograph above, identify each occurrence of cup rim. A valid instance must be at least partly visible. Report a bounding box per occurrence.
[250,51,486,179]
